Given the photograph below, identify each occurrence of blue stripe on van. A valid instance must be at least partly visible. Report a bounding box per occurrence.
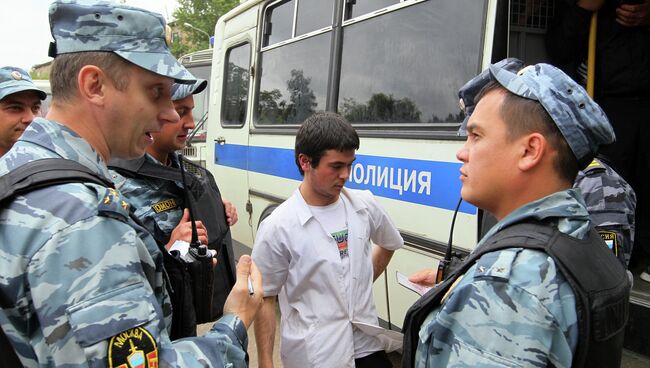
[215,143,476,214]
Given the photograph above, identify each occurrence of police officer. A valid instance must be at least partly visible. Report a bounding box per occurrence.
[0,66,45,156]
[404,60,628,367]
[109,79,239,339]
[574,156,636,268]
[456,59,637,271]
[0,1,262,367]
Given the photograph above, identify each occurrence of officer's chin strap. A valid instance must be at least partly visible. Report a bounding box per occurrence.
[435,197,463,284]
[178,154,200,248]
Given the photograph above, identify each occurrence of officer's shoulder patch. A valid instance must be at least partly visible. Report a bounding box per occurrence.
[599,230,618,256]
[108,326,158,368]
[98,187,130,222]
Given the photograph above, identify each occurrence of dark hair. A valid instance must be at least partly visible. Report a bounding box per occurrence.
[294,112,360,175]
[477,81,579,183]
[50,52,131,102]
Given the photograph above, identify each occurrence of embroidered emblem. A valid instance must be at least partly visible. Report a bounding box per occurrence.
[108,327,158,368]
[152,198,178,213]
[599,231,618,256]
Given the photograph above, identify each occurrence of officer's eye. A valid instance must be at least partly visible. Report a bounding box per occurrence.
[151,87,164,100]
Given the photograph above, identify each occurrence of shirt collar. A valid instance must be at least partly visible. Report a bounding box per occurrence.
[292,187,369,226]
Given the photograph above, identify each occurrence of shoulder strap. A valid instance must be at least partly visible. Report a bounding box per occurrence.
[0,158,114,366]
[0,158,113,204]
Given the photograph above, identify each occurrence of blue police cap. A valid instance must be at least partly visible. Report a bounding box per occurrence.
[490,62,614,169]
[457,58,523,136]
[48,0,195,84]
[171,79,207,101]
[0,67,46,101]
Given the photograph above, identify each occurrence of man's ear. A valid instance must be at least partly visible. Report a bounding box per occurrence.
[77,65,107,106]
[518,132,547,171]
[298,153,312,172]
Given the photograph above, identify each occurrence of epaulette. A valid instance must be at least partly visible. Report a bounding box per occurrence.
[98,187,130,222]
[582,158,606,175]
[473,248,517,282]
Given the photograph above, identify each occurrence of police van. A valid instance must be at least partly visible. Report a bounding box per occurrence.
[188,0,649,357]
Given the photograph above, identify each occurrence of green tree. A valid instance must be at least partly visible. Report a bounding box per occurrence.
[171,0,239,57]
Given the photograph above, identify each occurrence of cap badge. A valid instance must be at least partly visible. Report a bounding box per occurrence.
[11,71,22,80]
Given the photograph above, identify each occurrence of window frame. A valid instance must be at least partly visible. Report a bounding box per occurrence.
[221,41,253,129]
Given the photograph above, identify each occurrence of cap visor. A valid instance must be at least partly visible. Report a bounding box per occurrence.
[0,84,47,101]
[115,50,196,84]
[192,79,208,95]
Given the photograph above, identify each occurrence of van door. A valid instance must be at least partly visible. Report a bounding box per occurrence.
[207,5,259,251]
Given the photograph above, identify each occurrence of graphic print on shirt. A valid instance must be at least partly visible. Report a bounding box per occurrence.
[331,229,349,258]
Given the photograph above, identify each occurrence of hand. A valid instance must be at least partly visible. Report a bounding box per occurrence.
[408,268,438,287]
[617,1,650,27]
[223,255,263,328]
[223,199,238,226]
[165,208,208,250]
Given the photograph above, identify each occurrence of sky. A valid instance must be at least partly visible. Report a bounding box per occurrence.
[0,0,179,71]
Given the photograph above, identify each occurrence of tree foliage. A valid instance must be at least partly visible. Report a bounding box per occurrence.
[171,0,239,57]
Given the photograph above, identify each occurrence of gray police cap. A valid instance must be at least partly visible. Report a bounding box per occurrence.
[457,58,523,136]
[490,61,614,169]
[0,67,47,101]
[48,0,195,84]
[171,79,207,101]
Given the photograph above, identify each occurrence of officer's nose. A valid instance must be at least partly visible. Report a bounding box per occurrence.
[456,142,469,163]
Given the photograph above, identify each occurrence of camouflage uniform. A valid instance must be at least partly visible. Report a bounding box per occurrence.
[111,153,186,243]
[415,189,589,367]
[0,119,248,367]
[574,158,636,267]
[0,1,248,366]
[414,61,620,367]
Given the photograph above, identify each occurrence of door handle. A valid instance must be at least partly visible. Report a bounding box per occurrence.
[215,136,226,145]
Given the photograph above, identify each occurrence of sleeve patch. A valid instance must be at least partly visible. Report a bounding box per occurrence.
[599,230,618,256]
[108,326,158,368]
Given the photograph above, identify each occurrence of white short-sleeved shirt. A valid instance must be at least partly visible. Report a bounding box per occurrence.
[252,188,403,368]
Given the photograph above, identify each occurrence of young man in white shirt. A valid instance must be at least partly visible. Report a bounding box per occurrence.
[252,112,404,368]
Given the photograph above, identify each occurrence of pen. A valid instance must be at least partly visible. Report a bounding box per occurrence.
[248,276,255,296]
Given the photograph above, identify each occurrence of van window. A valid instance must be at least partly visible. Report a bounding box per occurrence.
[222,43,251,126]
[296,0,334,36]
[263,0,295,47]
[338,0,486,126]
[257,32,330,125]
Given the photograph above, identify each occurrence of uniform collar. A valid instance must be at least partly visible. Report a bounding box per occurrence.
[18,118,111,179]
[479,188,591,249]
